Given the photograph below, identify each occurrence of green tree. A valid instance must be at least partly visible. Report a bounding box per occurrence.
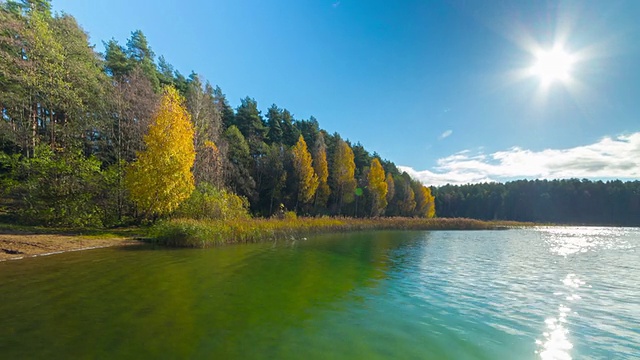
[125,86,195,219]
[255,144,287,216]
[281,109,300,147]
[351,142,372,179]
[104,39,130,78]
[223,125,256,202]
[265,104,284,144]
[234,97,266,140]
[125,30,159,90]
[8,145,107,227]
[213,86,235,129]
[174,183,249,221]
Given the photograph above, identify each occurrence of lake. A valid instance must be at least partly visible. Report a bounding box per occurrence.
[1,227,639,359]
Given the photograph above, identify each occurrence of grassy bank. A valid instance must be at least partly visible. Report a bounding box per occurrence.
[149,217,530,248]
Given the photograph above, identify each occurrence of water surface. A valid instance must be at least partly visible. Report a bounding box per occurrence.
[1,227,638,359]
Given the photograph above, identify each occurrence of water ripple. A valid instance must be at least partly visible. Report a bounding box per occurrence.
[383,228,640,359]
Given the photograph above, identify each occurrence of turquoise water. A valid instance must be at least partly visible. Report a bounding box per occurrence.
[1,228,639,359]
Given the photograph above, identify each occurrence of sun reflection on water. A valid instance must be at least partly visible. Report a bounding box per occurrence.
[537,304,573,360]
[536,273,587,360]
[542,227,633,257]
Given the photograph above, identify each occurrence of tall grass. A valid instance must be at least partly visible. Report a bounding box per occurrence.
[150,217,529,248]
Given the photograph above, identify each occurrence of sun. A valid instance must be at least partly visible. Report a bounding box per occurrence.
[530,46,575,85]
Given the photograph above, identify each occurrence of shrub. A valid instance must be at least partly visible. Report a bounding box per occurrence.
[173,183,249,221]
[284,211,297,221]
[8,146,107,227]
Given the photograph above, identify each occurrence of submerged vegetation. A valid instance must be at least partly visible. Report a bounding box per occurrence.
[150,217,523,248]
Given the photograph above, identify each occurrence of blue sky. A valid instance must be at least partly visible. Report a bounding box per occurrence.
[52,0,640,185]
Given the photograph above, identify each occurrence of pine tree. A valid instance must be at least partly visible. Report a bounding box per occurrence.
[125,86,195,219]
[292,135,319,210]
[104,39,130,78]
[125,30,159,90]
[265,104,283,144]
[223,125,256,202]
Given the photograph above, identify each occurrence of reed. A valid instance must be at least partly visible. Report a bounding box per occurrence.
[149,217,530,248]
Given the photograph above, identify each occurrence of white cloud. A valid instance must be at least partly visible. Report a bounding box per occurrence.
[439,130,453,140]
[400,132,640,186]
[332,1,341,8]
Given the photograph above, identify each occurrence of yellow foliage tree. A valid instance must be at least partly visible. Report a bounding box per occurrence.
[292,135,319,209]
[331,138,357,210]
[414,183,436,218]
[367,158,388,216]
[312,133,330,208]
[385,173,395,205]
[125,86,195,219]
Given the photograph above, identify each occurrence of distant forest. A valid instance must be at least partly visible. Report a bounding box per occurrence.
[0,1,434,227]
[434,179,640,226]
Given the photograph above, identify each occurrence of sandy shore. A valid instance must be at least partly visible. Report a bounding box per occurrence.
[0,233,140,261]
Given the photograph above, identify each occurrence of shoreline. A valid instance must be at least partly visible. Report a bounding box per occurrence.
[1,218,532,261]
[0,233,141,262]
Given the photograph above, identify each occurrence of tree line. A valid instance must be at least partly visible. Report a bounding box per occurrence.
[0,1,435,227]
[434,179,640,226]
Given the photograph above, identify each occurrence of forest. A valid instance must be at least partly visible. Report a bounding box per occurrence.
[434,179,640,226]
[2,1,638,230]
[0,0,435,227]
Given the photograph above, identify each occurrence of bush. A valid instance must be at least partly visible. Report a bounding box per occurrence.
[8,146,107,227]
[284,211,297,221]
[173,183,249,221]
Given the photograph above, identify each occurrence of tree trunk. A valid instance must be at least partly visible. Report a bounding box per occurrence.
[31,102,37,157]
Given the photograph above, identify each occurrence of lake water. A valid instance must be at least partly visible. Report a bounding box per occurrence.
[1,227,639,359]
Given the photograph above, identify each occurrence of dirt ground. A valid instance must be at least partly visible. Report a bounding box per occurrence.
[0,233,140,261]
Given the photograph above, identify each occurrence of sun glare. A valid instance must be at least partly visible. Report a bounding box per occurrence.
[530,47,575,84]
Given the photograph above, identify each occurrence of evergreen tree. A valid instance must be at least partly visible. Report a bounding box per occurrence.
[125,30,159,90]
[223,125,256,203]
[265,104,284,144]
[234,97,266,139]
[213,86,235,129]
[281,109,300,147]
[103,39,130,78]
[255,144,287,216]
